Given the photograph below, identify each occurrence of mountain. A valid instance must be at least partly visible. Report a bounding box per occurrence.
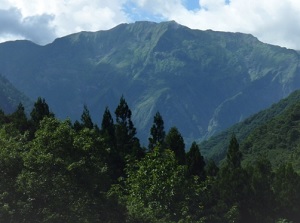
[201,90,300,162]
[0,21,300,144]
[0,74,32,114]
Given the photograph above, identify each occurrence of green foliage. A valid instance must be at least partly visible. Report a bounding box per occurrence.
[226,135,242,169]
[8,103,29,133]
[216,138,251,223]
[202,90,300,166]
[0,126,25,221]
[101,106,115,148]
[165,127,186,165]
[186,142,206,180]
[0,96,300,222]
[272,163,300,222]
[246,157,275,222]
[241,100,300,171]
[115,147,203,222]
[148,112,165,151]
[115,96,138,154]
[80,105,94,129]
[30,97,54,128]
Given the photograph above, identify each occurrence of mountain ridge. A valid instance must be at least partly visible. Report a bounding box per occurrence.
[0,21,300,144]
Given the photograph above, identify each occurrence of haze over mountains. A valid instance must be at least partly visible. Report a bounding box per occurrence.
[0,21,300,145]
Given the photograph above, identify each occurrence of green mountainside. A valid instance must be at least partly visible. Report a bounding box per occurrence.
[201,89,300,172]
[0,21,300,144]
[0,74,32,113]
[241,96,300,171]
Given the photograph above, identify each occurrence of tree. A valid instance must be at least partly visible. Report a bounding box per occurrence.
[165,127,186,165]
[148,112,165,151]
[115,147,190,222]
[217,135,252,223]
[30,97,53,127]
[186,141,206,180]
[17,117,113,222]
[226,134,242,169]
[272,163,300,222]
[81,105,94,129]
[101,106,115,147]
[114,96,140,157]
[247,157,275,222]
[0,126,25,222]
[28,97,54,139]
[9,103,29,133]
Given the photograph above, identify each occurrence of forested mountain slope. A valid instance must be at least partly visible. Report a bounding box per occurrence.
[241,97,300,171]
[0,21,300,143]
[201,90,300,161]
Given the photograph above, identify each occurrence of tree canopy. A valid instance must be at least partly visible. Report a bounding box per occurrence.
[0,97,299,223]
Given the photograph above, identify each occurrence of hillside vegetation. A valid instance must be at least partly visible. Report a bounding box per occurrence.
[201,90,300,162]
[0,97,299,223]
[241,98,300,171]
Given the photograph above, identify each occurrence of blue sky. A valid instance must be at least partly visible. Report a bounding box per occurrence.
[0,0,300,49]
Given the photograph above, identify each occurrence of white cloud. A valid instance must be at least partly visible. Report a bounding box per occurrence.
[0,0,130,44]
[0,0,300,49]
[131,0,300,49]
[0,7,56,44]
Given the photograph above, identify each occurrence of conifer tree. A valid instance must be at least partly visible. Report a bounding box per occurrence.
[218,135,251,223]
[148,111,165,151]
[30,97,53,126]
[101,107,115,148]
[186,141,206,180]
[165,127,185,165]
[81,105,94,129]
[226,134,242,169]
[29,97,54,137]
[114,96,139,156]
[101,107,114,137]
[9,103,29,133]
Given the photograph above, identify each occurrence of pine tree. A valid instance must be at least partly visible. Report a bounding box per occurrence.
[148,112,165,151]
[114,96,138,156]
[29,97,54,137]
[186,141,206,180]
[30,97,53,126]
[217,134,252,223]
[9,103,29,133]
[165,127,185,165]
[81,105,94,129]
[112,96,143,179]
[101,107,114,136]
[226,134,242,169]
[101,107,115,148]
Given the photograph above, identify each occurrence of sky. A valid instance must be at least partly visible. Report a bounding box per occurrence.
[0,0,300,49]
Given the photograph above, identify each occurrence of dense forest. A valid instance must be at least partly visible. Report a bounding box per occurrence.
[0,96,300,223]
